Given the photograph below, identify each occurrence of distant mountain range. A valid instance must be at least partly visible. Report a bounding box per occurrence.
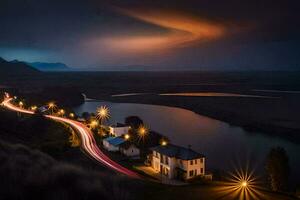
[27,62,71,71]
[83,65,153,71]
[0,57,41,76]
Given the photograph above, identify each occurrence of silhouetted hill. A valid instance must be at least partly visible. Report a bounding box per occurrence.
[28,62,70,71]
[0,57,41,77]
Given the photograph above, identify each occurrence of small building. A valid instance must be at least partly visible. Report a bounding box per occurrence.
[150,144,205,181]
[37,106,48,113]
[102,137,125,152]
[119,141,140,157]
[77,118,86,123]
[109,123,130,137]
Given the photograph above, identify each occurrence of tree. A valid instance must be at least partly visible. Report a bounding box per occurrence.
[125,116,143,129]
[81,112,91,120]
[265,147,290,192]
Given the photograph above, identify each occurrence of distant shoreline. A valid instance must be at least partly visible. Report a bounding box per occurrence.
[96,94,300,144]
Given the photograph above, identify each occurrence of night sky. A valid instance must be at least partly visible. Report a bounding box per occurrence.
[0,0,299,70]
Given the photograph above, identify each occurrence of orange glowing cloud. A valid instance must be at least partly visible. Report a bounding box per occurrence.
[100,8,226,52]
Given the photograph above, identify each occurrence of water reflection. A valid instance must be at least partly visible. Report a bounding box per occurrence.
[159,92,277,98]
[73,101,300,181]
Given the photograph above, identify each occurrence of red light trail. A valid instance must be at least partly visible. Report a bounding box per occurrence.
[2,98,140,179]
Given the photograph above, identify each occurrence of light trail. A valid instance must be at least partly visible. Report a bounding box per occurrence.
[1,98,140,179]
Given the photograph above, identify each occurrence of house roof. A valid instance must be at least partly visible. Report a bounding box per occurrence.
[150,144,205,160]
[110,123,129,128]
[103,137,125,146]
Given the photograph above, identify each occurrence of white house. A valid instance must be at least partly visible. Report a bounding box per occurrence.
[102,137,125,152]
[150,144,205,181]
[119,141,140,157]
[109,123,130,137]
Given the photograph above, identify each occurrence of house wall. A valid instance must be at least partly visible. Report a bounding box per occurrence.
[185,158,205,179]
[121,145,140,157]
[168,157,177,179]
[151,151,205,180]
[177,159,188,171]
[152,151,160,171]
[160,154,171,179]
[152,151,176,179]
[109,126,130,137]
[102,140,119,152]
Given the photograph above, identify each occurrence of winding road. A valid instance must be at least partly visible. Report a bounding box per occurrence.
[1,98,140,179]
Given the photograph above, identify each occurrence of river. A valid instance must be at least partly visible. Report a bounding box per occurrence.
[74,101,300,182]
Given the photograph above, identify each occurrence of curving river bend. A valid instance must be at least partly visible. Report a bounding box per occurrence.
[74,101,300,183]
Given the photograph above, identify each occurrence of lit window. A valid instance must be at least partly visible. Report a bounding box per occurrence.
[190,160,193,165]
[189,170,194,177]
[200,158,204,163]
[165,168,169,176]
[195,159,197,164]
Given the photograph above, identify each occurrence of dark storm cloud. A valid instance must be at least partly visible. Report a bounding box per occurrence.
[0,0,299,69]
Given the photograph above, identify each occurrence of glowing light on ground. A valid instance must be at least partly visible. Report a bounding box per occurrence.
[213,165,264,200]
[241,181,248,187]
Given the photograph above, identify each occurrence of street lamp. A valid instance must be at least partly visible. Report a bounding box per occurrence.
[48,102,56,114]
[19,101,23,108]
[59,109,65,116]
[124,134,130,140]
[138,126,147,136]
[31,106,37,111]
[90,120,98,129]
[137,125,148,142]
[161,140,168,146]
[96,105,110,134]
[96,106,110,121]
[69,113,75,118]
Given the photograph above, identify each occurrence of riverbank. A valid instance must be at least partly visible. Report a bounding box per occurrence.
[100,93,300,144]
[2,71,300,143]
[1,96,299,199]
